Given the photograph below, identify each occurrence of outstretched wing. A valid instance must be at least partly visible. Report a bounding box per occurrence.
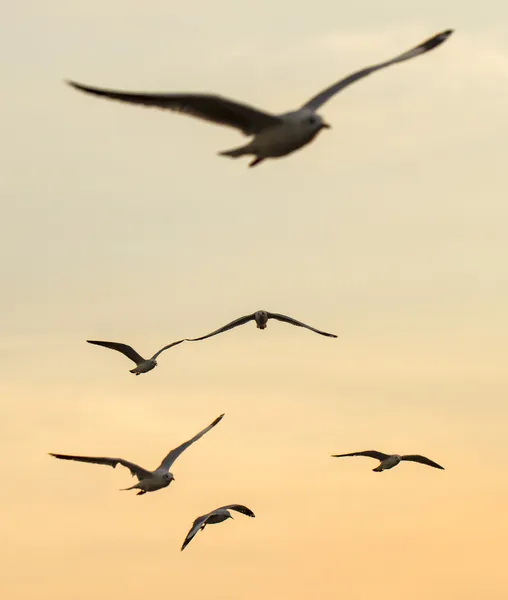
[87,340,144,366]
[49,453,152,480]
[151,339,186,360]
[185,314,255,342]
[302,29,453,111]
[157,414,225,471]
[401,455,444,470]
[220,504,256,518]
[181,514,209,551]
[267,312,337,338]
[331,450,390,461]
[66,81,282,136]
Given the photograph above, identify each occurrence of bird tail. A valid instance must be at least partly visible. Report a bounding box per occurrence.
[373,465,384,472]
[219,145,248,159]
[120,483,140,491]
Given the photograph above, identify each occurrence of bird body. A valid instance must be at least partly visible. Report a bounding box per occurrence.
[66,29,453,167]
[373,454,402,472]
[129,358,157,375]
[203,508,233,525]
[121,471,173,494]
[254,310,269,329]
[220,111,329,166]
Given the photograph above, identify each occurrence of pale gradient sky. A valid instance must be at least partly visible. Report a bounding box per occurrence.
[2,1,508,599]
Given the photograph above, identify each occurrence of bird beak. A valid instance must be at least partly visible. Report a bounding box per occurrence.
[322,122,331,129]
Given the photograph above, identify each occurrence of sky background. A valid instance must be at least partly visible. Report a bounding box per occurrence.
[2,1,508,599]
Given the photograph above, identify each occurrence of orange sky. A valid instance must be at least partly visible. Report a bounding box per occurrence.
[2,1,508,599]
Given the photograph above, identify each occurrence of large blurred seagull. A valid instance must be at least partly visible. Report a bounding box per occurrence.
[66,29,453,167]
[331,450,444,472]
[86,338,185,375]
[49,414,224,494]
[181,504,255,551]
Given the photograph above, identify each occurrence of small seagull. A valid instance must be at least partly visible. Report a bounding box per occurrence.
[185,310,338,341]
[331,450,444,472]
[181,504,255,551]
[66,29,453,167]
[49,414,224,495]
[86,339,185,375]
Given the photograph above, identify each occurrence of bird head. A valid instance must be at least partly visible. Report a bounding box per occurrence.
[162,472,175,485]
[302,112,331,132]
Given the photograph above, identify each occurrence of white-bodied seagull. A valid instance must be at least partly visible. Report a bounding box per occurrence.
[185,310,337,341]
[66,29,453,167]
[49,414,224,494]
[181,504,255,551]
[331,450,444,472]
[86,339,185,375]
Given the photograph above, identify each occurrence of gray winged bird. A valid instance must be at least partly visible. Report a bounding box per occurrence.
[331,450,444,472]
[185,310,337,341]
[86,339,185,375]
[66,29,453,167]
[49,414,224,494]
[181,504,255,551]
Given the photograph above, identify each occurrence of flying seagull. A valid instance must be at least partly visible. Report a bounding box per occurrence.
[49,414,224,494]
[185,310,337,341]
[66,29,453,167]
[331,450,444,472]
[181,504,255,551]
[86,339,185,375]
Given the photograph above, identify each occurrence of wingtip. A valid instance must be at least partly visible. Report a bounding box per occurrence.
[66,79,82,90]
[213,413,226,425]
[430,28,454,46]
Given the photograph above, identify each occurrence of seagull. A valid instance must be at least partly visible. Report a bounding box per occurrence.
[331,450,444,472]
[185,310,338,341]
[49,414,224,494]
[181,504,255,551]
[86,339,185,375]
[66,29,453,167]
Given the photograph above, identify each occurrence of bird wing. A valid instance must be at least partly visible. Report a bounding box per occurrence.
[184,314,255,342]
[181,514,209,551]
[157,413,225,471]
[301,29,453,111]
[86,340,144,365]
[49,453,152,480]
[220,504,256,518]
[331,450,390,461]
[66,81,282,136]
[266,312,337,338]
[151,339,186,360]
[401,455,445,469]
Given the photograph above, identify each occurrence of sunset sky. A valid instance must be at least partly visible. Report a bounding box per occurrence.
[2,1,508,599]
